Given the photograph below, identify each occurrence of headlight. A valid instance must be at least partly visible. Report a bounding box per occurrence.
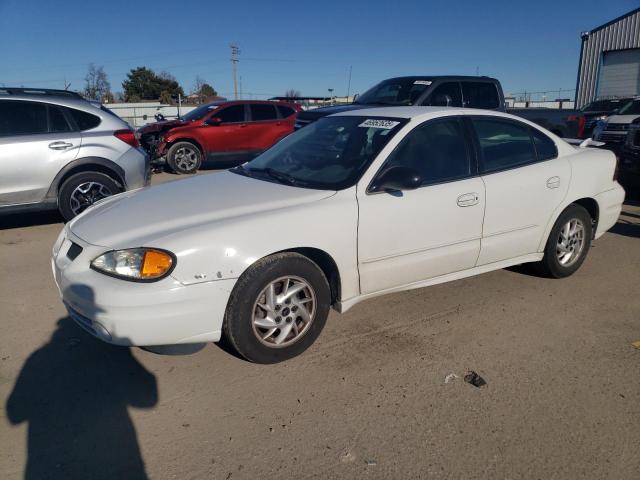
[91,248,175,282]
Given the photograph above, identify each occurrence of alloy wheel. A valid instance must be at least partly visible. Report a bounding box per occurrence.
[174,146,199,171]
[556,218,586,266]
[69,181,113,215]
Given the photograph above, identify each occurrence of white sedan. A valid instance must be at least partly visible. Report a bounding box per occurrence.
[52,107,625,363]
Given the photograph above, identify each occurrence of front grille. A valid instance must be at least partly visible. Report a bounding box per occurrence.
[604,123,629,132]
[66,242,83,261]
[598,133,626,143]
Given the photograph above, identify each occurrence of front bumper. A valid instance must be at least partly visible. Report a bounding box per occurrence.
[51,229,236,346]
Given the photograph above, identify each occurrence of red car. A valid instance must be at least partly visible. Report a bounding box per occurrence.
[147,100,301,174]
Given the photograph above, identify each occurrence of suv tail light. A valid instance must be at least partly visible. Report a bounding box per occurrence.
[567,115,586,139]
[114,129,140,148]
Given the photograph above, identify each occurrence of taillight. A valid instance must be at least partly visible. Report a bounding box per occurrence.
[577,115,585,139]
[114,129,140,148]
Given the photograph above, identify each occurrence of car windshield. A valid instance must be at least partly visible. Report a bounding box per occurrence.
[355,78,432,106]
[181,104,220,121]
[617,99,640,115]
[231,116,407,190]
[580,99,631,113]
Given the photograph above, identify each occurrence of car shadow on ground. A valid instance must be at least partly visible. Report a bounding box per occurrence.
[610,220,640,238]
[0,210,63,230]
[6,310,158,479]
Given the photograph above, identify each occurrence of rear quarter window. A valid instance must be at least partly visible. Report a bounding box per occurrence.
[66,107,101,131]
[277,105,296,118]
[531,128,558,161]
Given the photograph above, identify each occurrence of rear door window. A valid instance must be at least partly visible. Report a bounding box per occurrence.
[0,100,47,136]
[462,82,501,109]
[250,104,278,122]
[216,104,246,123]
[48,105,72,133]
[423,82,462,107]
[471,118,537,173]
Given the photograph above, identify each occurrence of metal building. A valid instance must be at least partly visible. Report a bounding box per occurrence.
[575,8,640,108]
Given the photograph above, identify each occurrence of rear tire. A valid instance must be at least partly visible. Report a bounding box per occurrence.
[534,204,593,278]
[58,171,120,221]
[222,253,331,363]
[167,141,202,174]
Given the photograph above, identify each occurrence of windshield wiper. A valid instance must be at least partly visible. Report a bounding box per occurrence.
[261,168,300,186]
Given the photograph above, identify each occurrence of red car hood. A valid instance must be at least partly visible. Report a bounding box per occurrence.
[138,119,190,134]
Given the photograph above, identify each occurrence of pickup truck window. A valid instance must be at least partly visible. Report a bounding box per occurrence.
[423,82,462,107]
[380,118,470,186]
[462,82,500,109]
[618,99,640,115]
[355,78,431,106]
[472,118,537,173]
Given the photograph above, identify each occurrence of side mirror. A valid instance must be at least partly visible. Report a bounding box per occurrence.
[205,117,222,126]
[372,166,423,192]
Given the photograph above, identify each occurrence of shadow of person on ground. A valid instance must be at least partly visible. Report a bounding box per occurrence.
[6,316,158,480]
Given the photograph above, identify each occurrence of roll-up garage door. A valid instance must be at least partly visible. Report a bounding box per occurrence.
[597,48,640,98]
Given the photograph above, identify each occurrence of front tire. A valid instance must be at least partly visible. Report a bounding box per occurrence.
[58,171,120,221]
[167,141,202,174]
[535,204,593,278]
[222,253,331,363]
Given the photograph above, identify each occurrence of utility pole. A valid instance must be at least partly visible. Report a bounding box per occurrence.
[239,75,243,100]
[230,44,240,100]
[346,65,352,101]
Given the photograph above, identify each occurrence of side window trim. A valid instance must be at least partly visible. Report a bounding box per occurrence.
[366,116,475,194]
[469,115,544,175]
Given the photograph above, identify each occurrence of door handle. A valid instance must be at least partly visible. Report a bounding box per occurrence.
[457,193,479,207]
[546,176,561,189]
[48,141,73,150]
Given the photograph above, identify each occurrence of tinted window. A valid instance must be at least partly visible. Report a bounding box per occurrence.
[277,105,296,118]
[48,105,72,133]
[67,107,101,130]
[356,78,432,106]
[0,101,47,136]
[424,82,462,107]
[462,82,500,109]
[472,118,536,173]
[216,104,245,123]
[250,104,278,121]
[531,128,558,161]
[381,118,470,185]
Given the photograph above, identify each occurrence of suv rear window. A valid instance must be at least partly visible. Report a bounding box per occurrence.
[250,104,278,121]
[0,101,47,136]
[462,82,500,109]
[66,108,101,131]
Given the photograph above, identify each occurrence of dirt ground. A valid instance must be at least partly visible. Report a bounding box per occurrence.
[1,172,639,480]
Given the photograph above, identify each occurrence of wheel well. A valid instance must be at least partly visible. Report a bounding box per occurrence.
[166,138,204,155]
[572,197,599,235]
[56,164,124,194]
[281,247,341,306]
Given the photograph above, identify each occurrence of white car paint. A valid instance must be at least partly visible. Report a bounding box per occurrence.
[52,107,625,347]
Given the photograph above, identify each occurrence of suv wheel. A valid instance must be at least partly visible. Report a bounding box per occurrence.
[167,142,202,174]
[222,253,331,363]
[58,171,120,221]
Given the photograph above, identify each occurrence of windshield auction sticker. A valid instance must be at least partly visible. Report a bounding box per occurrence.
[358,119,400,129]
[414,80,432,85]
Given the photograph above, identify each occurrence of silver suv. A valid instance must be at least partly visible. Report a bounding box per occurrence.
[0,88,149,220]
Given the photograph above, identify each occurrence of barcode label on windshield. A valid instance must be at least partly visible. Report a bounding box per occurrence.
[358,119,400,129]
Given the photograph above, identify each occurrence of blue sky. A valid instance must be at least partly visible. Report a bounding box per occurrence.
[0,0,637,100]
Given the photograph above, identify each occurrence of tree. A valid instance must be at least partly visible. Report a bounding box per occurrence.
[284,88,301,99]
[192,76,218,103]
[122,67,184,102]
[84,64,111,102]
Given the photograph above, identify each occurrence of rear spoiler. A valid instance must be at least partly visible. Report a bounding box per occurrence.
[565,138,605,148]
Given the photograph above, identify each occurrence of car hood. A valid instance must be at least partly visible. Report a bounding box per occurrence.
[138,119,189,134]
[297,103,374,121]
[69,171,336,248]
[606,114,640,124]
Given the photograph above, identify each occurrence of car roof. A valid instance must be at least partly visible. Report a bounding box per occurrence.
[0,92,98,110]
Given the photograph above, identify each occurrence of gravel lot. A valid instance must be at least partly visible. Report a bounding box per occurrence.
[1,172,639,480]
